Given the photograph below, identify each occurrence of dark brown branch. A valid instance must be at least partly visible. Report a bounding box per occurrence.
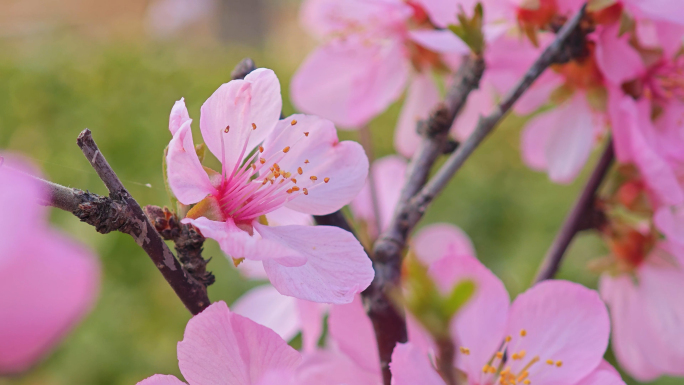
[406,4,588,232]
[63,129,211,315]
[534,138,614,283]
[363,54,486,385]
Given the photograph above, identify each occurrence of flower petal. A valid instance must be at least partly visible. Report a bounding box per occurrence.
[137,375,187,385]
[296,299,327,352]
[450,85,494,140]
[505,280,610,385]
[257,224,374,304]
[295,350,380,385]
[231,285,301,343]
[351,155,408,238]
[200,68,282,170]
[265,207,314,227]
[412,223,476,266]
[169,97,191,136]
[291,38,410,128]
[624,0,684,25]
[177,301,301,385]
[575,361,626,385]
[0,231,100,373]
[394,75,441,157]
[390,343,445,385]
[428,254,509,379]
[654,206,684,245]
[329,295,379,374]
[167,119,217,205]
[261,114,369,215]
[595,24,644,85]
[408,30,469,53]
[299,0,412,38]
[183,217,306,266]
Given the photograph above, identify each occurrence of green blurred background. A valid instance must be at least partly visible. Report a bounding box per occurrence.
[0,1,679,384]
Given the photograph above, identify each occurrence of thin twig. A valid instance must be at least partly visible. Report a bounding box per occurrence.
[534,138,614,283]
[406,4,588,231]
[364,54,486,385]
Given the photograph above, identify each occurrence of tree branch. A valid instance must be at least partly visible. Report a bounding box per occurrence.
[533,138,614,283]
[363,54,486,385]
[407,5,588,226]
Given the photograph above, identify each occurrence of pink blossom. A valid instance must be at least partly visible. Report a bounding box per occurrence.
[599,241,684,381]
[137,301,302,385]
[351,155,408,240]
[0,155,100,373]
[165,68,373,304]
[291,0,469,133]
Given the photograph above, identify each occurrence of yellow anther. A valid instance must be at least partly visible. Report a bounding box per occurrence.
[459,347,470,355]
[488,366,496,374]
[505,336,512,342]
[303,188,308,195]
[517,371,529,382]
[286,189,293,194]
[520,329,527,337]
[496,352,504,359]
[324,177,330,183]
[283,172,291,178]
[259,146,264,153]
[297,167,303,175]
[292,186,300,192]
[482,365,490,373]
[283,146,290,153]
[556,361,563,367]
[304,132,309,137]
[252,123,257,130]
[518,350,526,359]
[291,119,297,125]
[310,176,318,181]
[291,178,297,184]
[511,353,520,360]
[273,163,280,171]
[546,360,554,365]
[523,380,531,385]
[251,164,256,170]
[305,159,310,164]
[273,171,280,178]
[224,125,230,133]
[260,158,266,164]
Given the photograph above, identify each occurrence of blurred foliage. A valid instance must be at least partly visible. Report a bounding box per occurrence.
[0,28,679,385]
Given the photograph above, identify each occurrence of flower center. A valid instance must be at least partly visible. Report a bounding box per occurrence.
[460,329,564,385]
[213,120,329,222]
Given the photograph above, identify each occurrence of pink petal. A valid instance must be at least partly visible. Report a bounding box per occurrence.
[351,155,408,238]
[260,114,369,215]
[450,85,495,140]
[231,285,301,343]
[522,94,600,183]
[412,223,476,266]
[166,119,217,205]
[295,351,380,385]
[413,0,458,28]
[291,38,410,129]
[575,361,627,385]
[595,24,644,85]
[407,30,469,53]
[237,259,268,280]
[390,343,445,385]
[654,206,684,245]
[600,244,684,380]
[427,254,509,379]
[137,375,187,385]
[504,280,610,385]
[183,217,307,266]
[253,370,296,385]
[394,74,441,157]
[299,0,412,38]
[513,71,565,115]
[265,207,314,227]
[329,295,380,374]
[257,224,374,304]
[177,301,301,385]
[169,97,190,135]
[0,231,100,373]
[624,0,684,25]
[296,299,327,353]
[200,68,282,171]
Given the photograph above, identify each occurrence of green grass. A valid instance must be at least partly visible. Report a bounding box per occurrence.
[0,36,679,385]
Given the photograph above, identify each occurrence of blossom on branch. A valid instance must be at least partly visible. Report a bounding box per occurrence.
[165,68,373,304]
[0,156,100,374]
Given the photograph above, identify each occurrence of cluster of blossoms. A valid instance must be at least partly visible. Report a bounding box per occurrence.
[1,0,683,384]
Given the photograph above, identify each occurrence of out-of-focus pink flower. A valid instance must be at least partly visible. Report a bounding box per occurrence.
[166,69,373,304]
[0,156,100,374]
[600,241,684,381]
[137,301,302,385]
[351,155,408,240]
[291,0,469,135]
[145,0,215,38]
